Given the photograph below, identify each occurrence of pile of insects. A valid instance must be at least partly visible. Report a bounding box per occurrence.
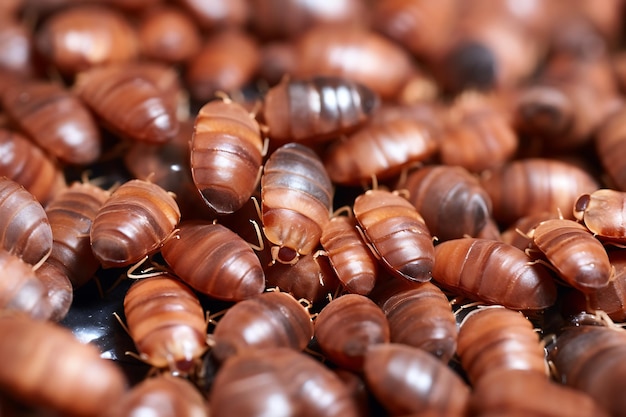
[4,0,626,416]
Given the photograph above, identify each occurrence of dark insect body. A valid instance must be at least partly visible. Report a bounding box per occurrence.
[34,261,72,322]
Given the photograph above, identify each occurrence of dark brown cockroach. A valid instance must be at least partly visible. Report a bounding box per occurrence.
[73,63,179,144]
[596,105,626,191]
[90,179,180,269]
[501,211,558,251]
[574,189,626,242]
[293,25,416,100]
[262,75,379,145]
[2,79,100,165]
[137,6,202,65]
[0,176,52,266]
[185,30,260,102]
[432,238,557,310]
[353,189,435,283]
[177,0,248,31]
[456,306,548,385]
[190,98,263,215]
[363,343,470,417]
[0,128,66,206]
[210,290,313,362]
[161,220,265,301]
[529,218,612,292]
[403,165,493,242]
[261,142,333,264]
[480,158,599,226]
[45,181,111,288]
[209,347,360,417]
[314,293,390,371]
[36,4,138,76]
[582,248,626,321]
[123,274,207,374]
[323,117,439,186]
[0,312,127,417]
[0,18,37,77]
[319,215,378,296]
[34,261,72,322]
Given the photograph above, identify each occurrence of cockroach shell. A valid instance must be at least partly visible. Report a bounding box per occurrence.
[363,343,470,417]
[211,290,313,362]
[530,218,612,292]
[191,99,263,214]
[177,0,249,31]
[574,189,626,240]
[314,294,390,371]
[34,261,72,322]
[0,176,52,266]
[353,189,435,283]
[0,313,127,417]
[432,238,557,310]
[501,211,558,251]
[585,249,626,321]
[90,179,180,268]
[161,221,265,301]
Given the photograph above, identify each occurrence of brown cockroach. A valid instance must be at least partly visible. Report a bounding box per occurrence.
[529,218,612,292]
[210,290,313,362]
[209,347,360,417]
[261,142,333,264]
[161,220,265,301]
[319,215,378,296]
[262,75,379,145]
[583,248,626,321]
[363,343,470,417]
[0,176,52,266]
[574,189,626,241]
[90,179,180,269]
[432,238,557,310]
[403,164,493,242]
[353,189,435,283]
[2,79,101,165]
[456,305,548,385]
[480,158,599,226]
[36,4,138,76]
[0,312,127,417]
[0,128,66,206]
[34,261,72,322]
[177,0,248,31]
[0,18,37,77]
[123,274,207,374]
[190,98,263,215]
[501,211,559,251]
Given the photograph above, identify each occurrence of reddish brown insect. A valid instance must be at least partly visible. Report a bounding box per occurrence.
[0,18,37,77]
[574,189,626,241]
[0,312,127,417]
[90,179,180,269]
[123,274,207,374]
[258,41,297,85]
[583,249,626,321]
[432,238,557,310]
[34,261,72,322]
[191,99,263,214]
[0,176,52,266]
[210,290,313,362]
[161,220,265,301]
[261,142,333,264]
[363,343,470,417]
[529,218,612,292]
[262,75,379,145]
[353,189,434,283]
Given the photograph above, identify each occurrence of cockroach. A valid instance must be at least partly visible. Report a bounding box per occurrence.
[260,142,333,264]
[323,117,439,186]
[293,25,415,100]
[529,218,612,292]
[432,238,557,310]
[314,293,390,371]
[582,248,626,321]
[0,128,66,206]
[0,312,127,417]
[0,176,52,266]
[363,343,470,417]
[457,306,548,385]
[123,274,207,374]
[177,0,249,31]
[0,18,36,77]
[73,63,179,144]
[262,75,379,145]
[36,4,138,76]
[161,220,265,301]
[90,179,180,269]
[574,189,626,241]
[319,215,378,296]
[501,211,558,251]
[190,98,263,215]
[209,347,360,417]
[353,189,434,283]
[45,181,110,288]
[34,261,72,322]
[2,80,101,165]
[480,158,599,226]
[210,290,313,362]
[403,165,493,241]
